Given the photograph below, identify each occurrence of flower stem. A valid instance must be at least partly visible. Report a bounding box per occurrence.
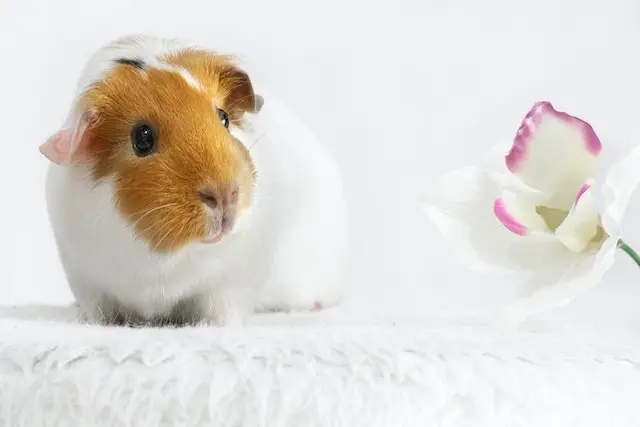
[617,239,640,267]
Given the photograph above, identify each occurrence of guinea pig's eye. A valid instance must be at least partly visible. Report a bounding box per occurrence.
[217,108,230,129]
[131,123,156,157]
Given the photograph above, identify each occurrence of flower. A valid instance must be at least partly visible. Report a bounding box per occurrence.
[422,101,640,324]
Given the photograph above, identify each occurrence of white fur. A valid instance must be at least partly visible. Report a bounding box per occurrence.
[45,35,348,325]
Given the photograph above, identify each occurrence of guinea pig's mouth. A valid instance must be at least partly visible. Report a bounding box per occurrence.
[201,216,234,244]
[202,229,224,244]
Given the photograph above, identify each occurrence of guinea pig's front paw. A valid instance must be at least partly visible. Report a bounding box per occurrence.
[197,310,246,328]
[78,298,141,327]
[74,293,126,326]
[80,307,124,326]
[196,317,244,328]
[255,300,326,313]
[196,290,249,328]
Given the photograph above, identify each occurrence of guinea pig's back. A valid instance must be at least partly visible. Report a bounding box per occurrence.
[238,91,349,310]
[240,92,345,208]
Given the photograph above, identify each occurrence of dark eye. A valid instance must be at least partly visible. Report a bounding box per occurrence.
[131,123,156,157]
[217,108,229,129]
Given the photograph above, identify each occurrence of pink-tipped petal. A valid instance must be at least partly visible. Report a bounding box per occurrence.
[492,192,551,237]
[493,199,527,236]
[555,180,601,253]
[505,102,601,208]
[423,166,569,273]
[575,183,591,205]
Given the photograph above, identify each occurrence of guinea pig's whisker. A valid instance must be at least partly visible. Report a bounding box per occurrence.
[136,213,182,240]
[153,222,184,252]
[118,185,181,193]
[96,305,106,323]
[130,203,179,218]
[119,190,177,196]
[130,203,180,228]
[248,132,267,151]
[145,213,184,242]
[137,217,173,239]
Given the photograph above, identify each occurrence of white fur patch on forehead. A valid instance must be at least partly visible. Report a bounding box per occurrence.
[113,57,203,92]
[72,35,202,97]
[153,63,204,91]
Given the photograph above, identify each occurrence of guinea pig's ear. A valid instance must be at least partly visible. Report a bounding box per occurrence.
[220,65,263,120]
[254,94,264,112]
[40,112,94,166]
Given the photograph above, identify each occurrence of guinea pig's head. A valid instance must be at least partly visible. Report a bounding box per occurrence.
[40,50,263,253]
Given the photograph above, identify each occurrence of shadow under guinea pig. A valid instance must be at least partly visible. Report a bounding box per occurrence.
[0,303,338,328]
[0,303,199,328]
[0,302,246,328]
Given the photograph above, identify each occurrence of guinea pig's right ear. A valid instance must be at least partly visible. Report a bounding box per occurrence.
[254,94,264,112]
[40,112,94,166]
[219,64,265,120]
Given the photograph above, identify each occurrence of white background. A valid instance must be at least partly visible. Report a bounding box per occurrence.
[1,0,640,335]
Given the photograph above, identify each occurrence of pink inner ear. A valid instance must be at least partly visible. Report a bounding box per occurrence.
[40,129,73,165]
[39,116,89,165]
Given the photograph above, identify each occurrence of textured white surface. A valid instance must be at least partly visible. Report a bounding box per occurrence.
[2,306,640,427]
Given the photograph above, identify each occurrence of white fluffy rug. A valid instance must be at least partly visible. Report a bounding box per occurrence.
[1,305,640,427]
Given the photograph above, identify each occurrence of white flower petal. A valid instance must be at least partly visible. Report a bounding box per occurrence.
[554,180,601,252]
[504,102,602,208]
[422,166,572,273]
[601,143,640,235]
[500,236,618,326]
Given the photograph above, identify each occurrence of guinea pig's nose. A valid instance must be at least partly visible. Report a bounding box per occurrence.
[199,189,219,210]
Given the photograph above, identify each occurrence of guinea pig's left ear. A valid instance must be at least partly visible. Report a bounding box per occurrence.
[40,112,94,166]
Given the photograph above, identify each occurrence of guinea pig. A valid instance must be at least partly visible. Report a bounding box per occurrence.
[40,34,349,326]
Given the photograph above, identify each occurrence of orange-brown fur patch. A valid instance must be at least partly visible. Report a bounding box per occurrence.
[165,50,258,125]
[78,50,258,253]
